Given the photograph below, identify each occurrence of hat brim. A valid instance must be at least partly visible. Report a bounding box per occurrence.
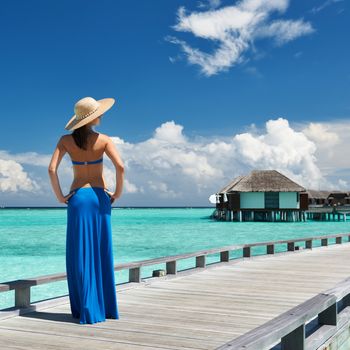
[65,98,115,131]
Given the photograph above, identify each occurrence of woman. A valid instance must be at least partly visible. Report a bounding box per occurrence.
[48,96,124,324]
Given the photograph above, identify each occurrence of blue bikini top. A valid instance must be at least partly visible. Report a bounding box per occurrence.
[71,157,103,165]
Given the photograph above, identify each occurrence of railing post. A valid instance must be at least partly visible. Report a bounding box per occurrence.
[321,238,328,247]
[243,247,251,258]
[336,236,342,244]
[267,244,274,254]
[342,293,350,308]
[15,287,31,308]
[166,260,177,274]
[305,240,312,249]
[196,255,206,268]
[318,302,337,326]
[220,251,229,262]
[129,267,141,282]
[287,242,295,251]
[281,324,305,350]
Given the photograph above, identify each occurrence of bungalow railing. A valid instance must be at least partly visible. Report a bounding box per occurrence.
[1,232,350,311]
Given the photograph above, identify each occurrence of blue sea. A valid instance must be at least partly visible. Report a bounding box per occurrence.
[1,208,350,310]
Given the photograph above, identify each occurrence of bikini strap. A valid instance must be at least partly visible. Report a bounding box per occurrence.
[71,157,103,165]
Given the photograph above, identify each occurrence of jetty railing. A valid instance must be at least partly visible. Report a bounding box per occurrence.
[215,277,350,350]
[1,232,350,311]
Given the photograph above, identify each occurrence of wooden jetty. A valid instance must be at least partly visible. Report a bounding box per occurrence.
[306,206,350,221]
[2,233,350,349]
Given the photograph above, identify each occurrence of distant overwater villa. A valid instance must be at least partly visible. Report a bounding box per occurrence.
[212,170,350,222]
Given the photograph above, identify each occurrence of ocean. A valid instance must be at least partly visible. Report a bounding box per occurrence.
[1,207,350,310]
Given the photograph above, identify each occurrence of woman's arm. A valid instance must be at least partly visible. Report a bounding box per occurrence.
[48,136,74,204]
[105,136,125,203]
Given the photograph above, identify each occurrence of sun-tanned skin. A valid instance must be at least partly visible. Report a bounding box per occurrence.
[48,116,124,205]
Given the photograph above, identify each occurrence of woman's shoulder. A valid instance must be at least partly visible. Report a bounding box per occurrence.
[97,132,113,143]
[57,134,71,145]
[97,132,109,139]
[59,133,73,140]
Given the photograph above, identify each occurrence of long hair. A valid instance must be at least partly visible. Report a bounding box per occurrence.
[72,125,91,150]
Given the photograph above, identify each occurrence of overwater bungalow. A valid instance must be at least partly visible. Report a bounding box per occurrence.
[307,190,350,207]
[307,190,350,208]
[212,170,308,222]
[307,190,331,206]
[328,191,350,206]
[306,190,350,221]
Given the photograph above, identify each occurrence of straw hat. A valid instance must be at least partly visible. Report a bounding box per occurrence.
[65,97,115,131]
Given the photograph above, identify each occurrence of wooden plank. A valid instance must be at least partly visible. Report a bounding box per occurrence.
[0,317,220,350]
[0,328,182,350]
[1,244,350,350]
[0,314,239,341]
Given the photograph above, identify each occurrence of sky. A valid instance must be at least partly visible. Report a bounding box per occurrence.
[0,0,349,206]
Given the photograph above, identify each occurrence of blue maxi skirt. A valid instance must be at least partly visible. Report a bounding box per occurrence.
[66,186,119,324]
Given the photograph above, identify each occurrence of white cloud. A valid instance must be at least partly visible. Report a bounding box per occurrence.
[301,120,350,172]
[310,0,343,14]
[124,180,141,194]
[0,151,51,167]
[168,0,314,76]
[148,180,178,198]
[338,179,348,189]
[100,162,140,194]
[109,118,328,202]
[256,19,314,45]
[2,117,350,205]
[154,121,186,143]
[234,118,323,188]
[197,0,222,10]
[0,159,40,192]
[303,122,339,148]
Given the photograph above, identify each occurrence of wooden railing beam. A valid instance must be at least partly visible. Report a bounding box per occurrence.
[2,232,350,313]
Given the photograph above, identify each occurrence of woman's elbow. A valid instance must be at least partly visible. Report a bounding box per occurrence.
[48,166,56,174]
[117,164,125,174]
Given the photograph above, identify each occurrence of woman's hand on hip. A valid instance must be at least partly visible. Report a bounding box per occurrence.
[59,192,75,204]
[105,190,117,204]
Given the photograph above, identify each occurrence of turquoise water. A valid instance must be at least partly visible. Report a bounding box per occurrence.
[1,208,350,310]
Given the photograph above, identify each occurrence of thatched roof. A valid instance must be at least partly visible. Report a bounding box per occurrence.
[219,176,244,193]
[306,190,331,199]
[328,191,349,198]
[218,170,305,193]
[307,190,350,199]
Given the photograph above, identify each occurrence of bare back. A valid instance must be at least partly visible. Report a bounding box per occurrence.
[62,132,109,191]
